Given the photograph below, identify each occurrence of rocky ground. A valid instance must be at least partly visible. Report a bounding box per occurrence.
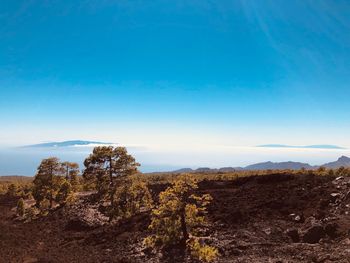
[1,172,350,262]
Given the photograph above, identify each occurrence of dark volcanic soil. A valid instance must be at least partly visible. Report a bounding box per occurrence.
[1,173,350,263]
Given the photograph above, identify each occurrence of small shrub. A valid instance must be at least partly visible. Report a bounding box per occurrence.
[328,169,335,176]
[145,174,215,255]
[25,206,40,221]
[16,198,25,217]
[39,198,50,215]
[7,184,18,197]
[188,238,219,262]
[33,157,65,208]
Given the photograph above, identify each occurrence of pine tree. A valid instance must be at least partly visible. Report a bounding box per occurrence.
[32,157,65,208]
[56,180,73,205]
[62,161,80,191]
[145,174,218,261]
[187,238,219,262]
[83,146,140,221]
[145,174,212,246]
[112,177,153,219]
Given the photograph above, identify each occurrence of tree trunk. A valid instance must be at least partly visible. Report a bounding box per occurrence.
[50,166,53,209]
[109,185,116,222]
[180,208,189,244]
[65,164,69,180]
[109,156,114,222]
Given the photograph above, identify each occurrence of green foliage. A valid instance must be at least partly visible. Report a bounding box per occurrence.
[16,198,25,217]
[56,180,73,206]
[62,162,80,191]
[33,157,65,207]
[83,146,140,221]
[0,184,7,194]
[25,206,40,221]
[39,198,50,215]
[187,238,219,262]
[317,166,327,175]
[18,184,33,199]
[145,174,213,249]
[7,183,18,197]
[335,166,350,177]
[33,157,79,209]
[94,170,110,196]
[0,176,33,196]
[111,177,153,220]
[145,167,348,186]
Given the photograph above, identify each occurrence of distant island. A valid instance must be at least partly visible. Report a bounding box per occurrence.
[22,140,113,148]
[257,144,346,149]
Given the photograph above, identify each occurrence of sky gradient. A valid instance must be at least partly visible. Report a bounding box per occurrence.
[1,1,350,171]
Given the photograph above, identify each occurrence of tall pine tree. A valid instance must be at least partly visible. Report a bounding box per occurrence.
[83,146,140,221]
[33,157,65,208]
[62,161,80,191]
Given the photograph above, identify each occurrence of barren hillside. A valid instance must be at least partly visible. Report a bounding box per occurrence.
[1,173,350,262]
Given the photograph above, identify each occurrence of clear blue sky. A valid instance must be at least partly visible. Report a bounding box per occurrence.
[1,0,350,150]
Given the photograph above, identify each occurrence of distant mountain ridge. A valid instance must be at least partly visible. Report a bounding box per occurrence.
[245,161,313,170]
[0,175,33,183]
[170,156,350,173]
[22,140,112,148]
[323,156,350,169]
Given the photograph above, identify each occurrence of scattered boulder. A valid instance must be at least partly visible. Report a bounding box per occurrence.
[302,224,325,244]
[288,213,304,223]
[65,218,96,231]
[344,191,350,201]
[324,222,339,238]
[330,193,341,203]
[294,215,304,223]
[65,200,109,231]
[286,228,300,243]
[263,227,272,235]
[319,199,329,209]
[303,216,317,226]
[314,209,326,220]
[335,176,344,182]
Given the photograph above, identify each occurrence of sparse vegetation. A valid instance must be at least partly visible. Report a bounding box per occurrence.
[7,183,18,197]
[144,174,217,261]
[0,176,33,195]
[187,238,219,262]
[3,150,350,262]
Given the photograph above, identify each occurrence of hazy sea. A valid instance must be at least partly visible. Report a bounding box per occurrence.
[0,146,349,176]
